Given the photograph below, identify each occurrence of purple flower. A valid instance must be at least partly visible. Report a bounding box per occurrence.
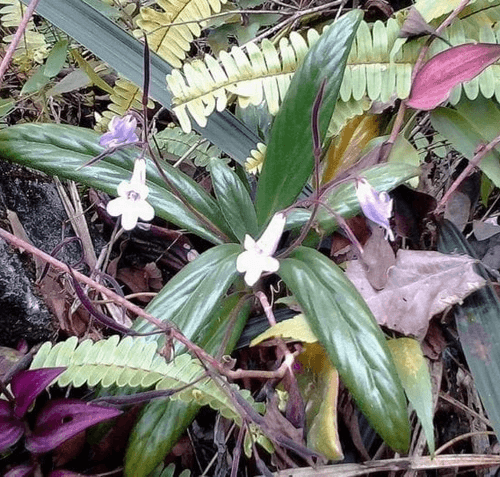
[99,115,139,148]
[355,178,394,241]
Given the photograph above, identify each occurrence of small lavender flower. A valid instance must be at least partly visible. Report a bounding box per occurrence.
[99,115,139,148]
[107,159,155,230]
[355,178,394,241]
[236,213,286,286]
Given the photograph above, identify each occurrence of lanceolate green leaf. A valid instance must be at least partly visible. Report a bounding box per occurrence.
[23,0,260,164]
[279,247,410,452]
[133,244,241,347]
[255,10,362,226]
[210,159,258,242]
[0,123,232,244]
[388,338,435,455]
[438,219,500,443]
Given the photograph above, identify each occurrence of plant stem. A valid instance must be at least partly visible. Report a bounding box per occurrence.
[0,0,42,84]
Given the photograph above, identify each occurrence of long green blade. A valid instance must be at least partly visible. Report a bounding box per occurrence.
[280,247,410,452]
[23,0,260,163]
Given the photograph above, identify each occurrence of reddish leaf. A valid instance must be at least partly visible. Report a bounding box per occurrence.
[26,399,122,454]
[0,401,24,452]
[11,368,66,418]
[407,43,500,110]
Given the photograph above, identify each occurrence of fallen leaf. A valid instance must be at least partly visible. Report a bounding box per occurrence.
[473,218,500,241]
[361,226,396,290]
[407,43,500,110]
[346,250,486,338]
[444,190,471,232]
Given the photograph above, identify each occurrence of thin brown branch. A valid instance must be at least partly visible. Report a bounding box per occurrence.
[0,0,42,84]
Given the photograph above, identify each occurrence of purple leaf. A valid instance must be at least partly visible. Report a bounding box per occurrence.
[26,399,122,454]
[5,465,36,477]
[407,43,500,110]
[11,368,66,418]
[0,400,24,452]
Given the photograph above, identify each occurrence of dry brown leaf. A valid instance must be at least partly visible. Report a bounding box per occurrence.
[361,226,396,290]
[346,250,485,339]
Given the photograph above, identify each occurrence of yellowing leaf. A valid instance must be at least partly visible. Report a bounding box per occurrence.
[322,113,381,184]
[388,338,435,455]
[305,361,343,460]
[250,314,318,347]
[251,316,343,460]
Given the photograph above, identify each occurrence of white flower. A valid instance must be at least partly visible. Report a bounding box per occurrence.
[99,115,139,148]
[106,159,155,230]
[355,177,394,241]
[236,213,286,286]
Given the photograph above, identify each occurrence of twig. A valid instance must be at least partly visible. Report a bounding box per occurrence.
[436,133,500,212]
[0,0,42,84]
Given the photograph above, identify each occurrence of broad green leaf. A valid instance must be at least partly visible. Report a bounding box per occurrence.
[44,39,69,78]
[255,10,362,226]
[133,244,241,345]
[0,123,232,244]
[23,0,260,164]
[431,106,500,188]
[438,219,500,444]
[286,162,420,233]
[388,338,435,455]
[210,158,258,242]
[21,67,51,95]
[279,247,410,452]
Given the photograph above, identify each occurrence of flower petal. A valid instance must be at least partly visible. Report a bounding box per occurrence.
[120,209,140,230]
[256,213,286,256]
[236,250,252,273]
[106,196,127,217]
[137,200,155,221]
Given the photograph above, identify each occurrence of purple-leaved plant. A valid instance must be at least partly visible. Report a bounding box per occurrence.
[1,367,122,476]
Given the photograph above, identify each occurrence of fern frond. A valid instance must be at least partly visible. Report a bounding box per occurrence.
[166,28,321,132]
[31,336,261,425]
[96,78,154,131]
[98,0,226,130]
[0,0,48,68]
[135,0,227,69]
[244,142,266,174]
[169,11,500,135]
[154,125,225,167]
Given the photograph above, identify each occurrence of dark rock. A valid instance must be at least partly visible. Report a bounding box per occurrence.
[0,238,53,347]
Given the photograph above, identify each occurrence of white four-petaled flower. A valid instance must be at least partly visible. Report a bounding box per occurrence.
[236,213,286,286]
[106,159,155,231]
[355,177,394,241]
[99,115,139,148]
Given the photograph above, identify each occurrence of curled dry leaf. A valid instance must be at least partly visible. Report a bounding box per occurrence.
[407,43,500,111]
[346,250,486,339]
